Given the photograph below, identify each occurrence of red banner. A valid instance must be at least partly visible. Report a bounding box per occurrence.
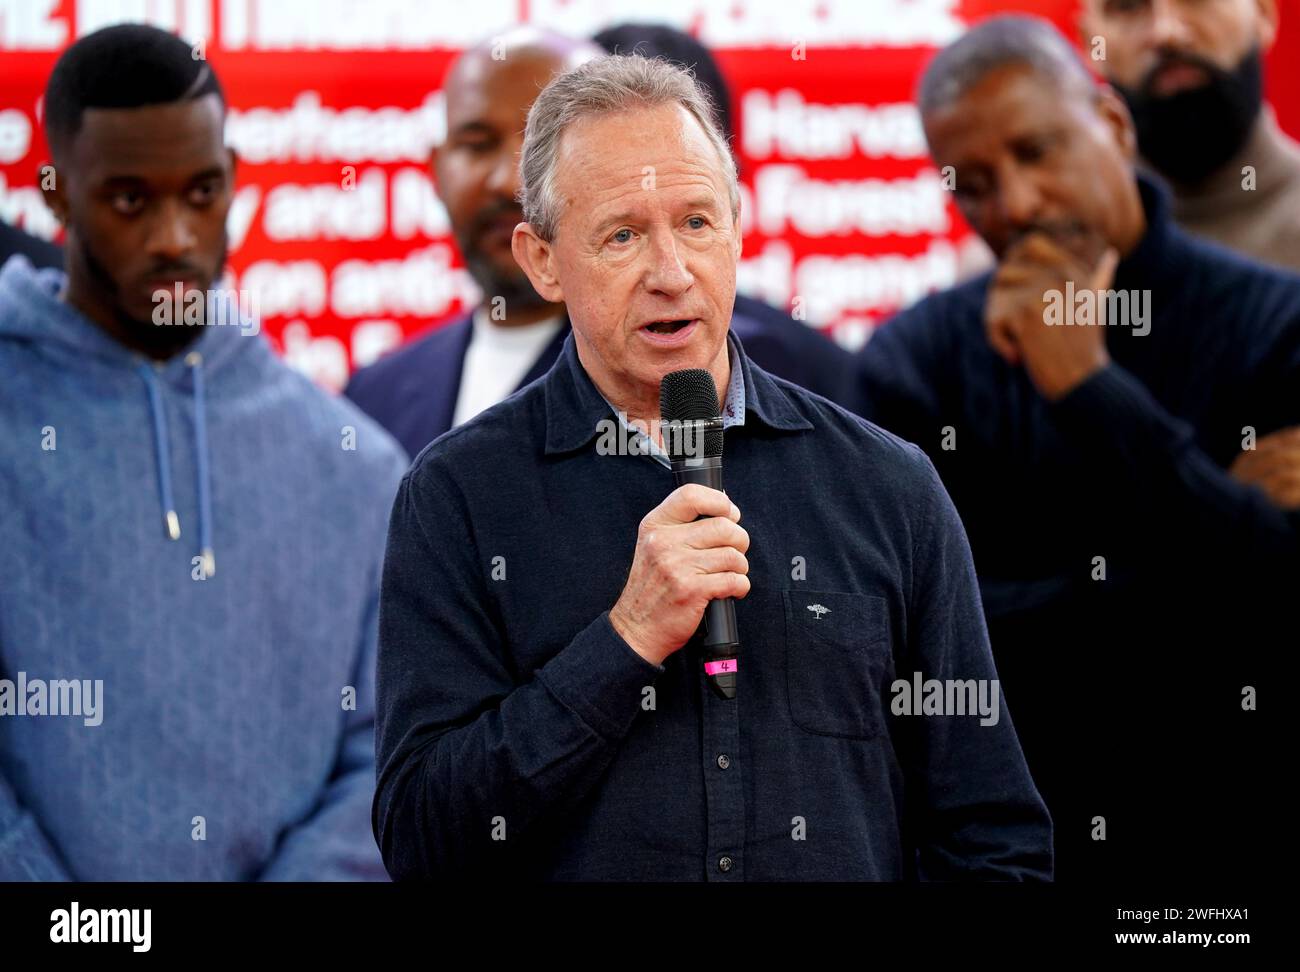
[2,0,1296,391]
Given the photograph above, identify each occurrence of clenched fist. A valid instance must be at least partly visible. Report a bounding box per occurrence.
[609,483,751,667]
[986,227,1119,401]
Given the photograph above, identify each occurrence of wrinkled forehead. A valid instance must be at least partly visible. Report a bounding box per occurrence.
[552,103,732,226]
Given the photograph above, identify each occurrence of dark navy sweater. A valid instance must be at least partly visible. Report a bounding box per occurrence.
[856,175,1300,880]
[373,330,1051,881]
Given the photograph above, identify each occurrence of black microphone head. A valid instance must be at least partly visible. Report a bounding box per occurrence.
[660,368,724,460]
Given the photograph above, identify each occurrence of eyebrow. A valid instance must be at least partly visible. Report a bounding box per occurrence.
[185,167,227,182]
[449,120,500,139]
[99,167,227,188]
[590,192,722,237]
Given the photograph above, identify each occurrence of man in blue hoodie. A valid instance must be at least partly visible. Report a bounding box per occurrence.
[0,24,407,880]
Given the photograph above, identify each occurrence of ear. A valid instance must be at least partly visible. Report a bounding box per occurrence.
[1255,0,1279,50]
[428,143,447,206]
[1094,84,1138,162]
[731,204,742,261]
[511,222,564,303]
[227,146,239,179]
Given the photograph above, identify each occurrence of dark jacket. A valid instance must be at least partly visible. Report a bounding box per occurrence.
[0,222,61,272]
[373,329,1051,881]
[856,174,1300,880]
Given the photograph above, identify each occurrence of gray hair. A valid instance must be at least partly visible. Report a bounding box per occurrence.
[918,14,1096,116]
[518,54,739,242]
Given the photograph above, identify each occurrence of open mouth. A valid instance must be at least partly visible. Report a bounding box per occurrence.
[644,319,693,334]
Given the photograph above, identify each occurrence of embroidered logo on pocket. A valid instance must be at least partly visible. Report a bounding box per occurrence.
[784,590,893,740]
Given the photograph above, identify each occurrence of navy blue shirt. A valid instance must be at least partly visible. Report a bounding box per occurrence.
[373,329,1051,881]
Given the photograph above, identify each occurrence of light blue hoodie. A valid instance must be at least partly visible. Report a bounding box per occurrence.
[0,256,408,880]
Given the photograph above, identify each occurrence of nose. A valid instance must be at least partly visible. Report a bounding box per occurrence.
[485,136,522,199]
[1149,0,1193,50]
[643,229,694,298]
[997,169,1044,232]
[145,197,198,264]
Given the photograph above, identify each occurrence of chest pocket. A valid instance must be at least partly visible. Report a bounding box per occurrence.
[783,590,893,740]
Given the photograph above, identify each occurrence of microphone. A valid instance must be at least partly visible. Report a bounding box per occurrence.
[659,369,740,701]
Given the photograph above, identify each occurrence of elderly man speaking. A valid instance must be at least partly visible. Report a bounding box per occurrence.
[373,55,1050,881]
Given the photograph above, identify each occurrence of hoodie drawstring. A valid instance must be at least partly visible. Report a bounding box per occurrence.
[137,353,215,577]
[138,361,180,542]
[187,352,215,578]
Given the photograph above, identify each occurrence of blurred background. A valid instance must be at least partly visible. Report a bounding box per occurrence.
[2,0,1298,391]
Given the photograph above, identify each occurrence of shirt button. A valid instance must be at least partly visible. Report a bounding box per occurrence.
[716,754,731,770]
[718,856,733,873]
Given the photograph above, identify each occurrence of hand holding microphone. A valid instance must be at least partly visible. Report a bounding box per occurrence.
[609,483,750,668]
[609,368,745,698]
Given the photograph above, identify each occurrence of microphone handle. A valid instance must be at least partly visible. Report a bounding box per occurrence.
[671,456,739,700]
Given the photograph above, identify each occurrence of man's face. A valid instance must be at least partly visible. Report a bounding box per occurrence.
[1081,0,1275,182]
[435,50,564,309]
[923,65,1139,261]
[514,103,740,406]
[50,94,233,336]
[1082,0,1275,93]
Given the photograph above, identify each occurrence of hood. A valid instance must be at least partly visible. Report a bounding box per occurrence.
[0,254,265,577]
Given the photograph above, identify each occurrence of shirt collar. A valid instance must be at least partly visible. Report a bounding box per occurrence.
[543,327,812,456]
[594,338,747,467]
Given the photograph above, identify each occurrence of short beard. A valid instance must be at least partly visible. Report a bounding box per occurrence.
[75,230,228,356]
[463,249,554,318]
[1116,45,1264,186]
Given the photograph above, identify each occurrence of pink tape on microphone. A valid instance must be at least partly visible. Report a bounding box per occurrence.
[704,659,737,675]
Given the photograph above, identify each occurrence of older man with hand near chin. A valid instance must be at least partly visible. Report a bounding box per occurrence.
[857,16,1300,881]
[372,55,1051,882]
